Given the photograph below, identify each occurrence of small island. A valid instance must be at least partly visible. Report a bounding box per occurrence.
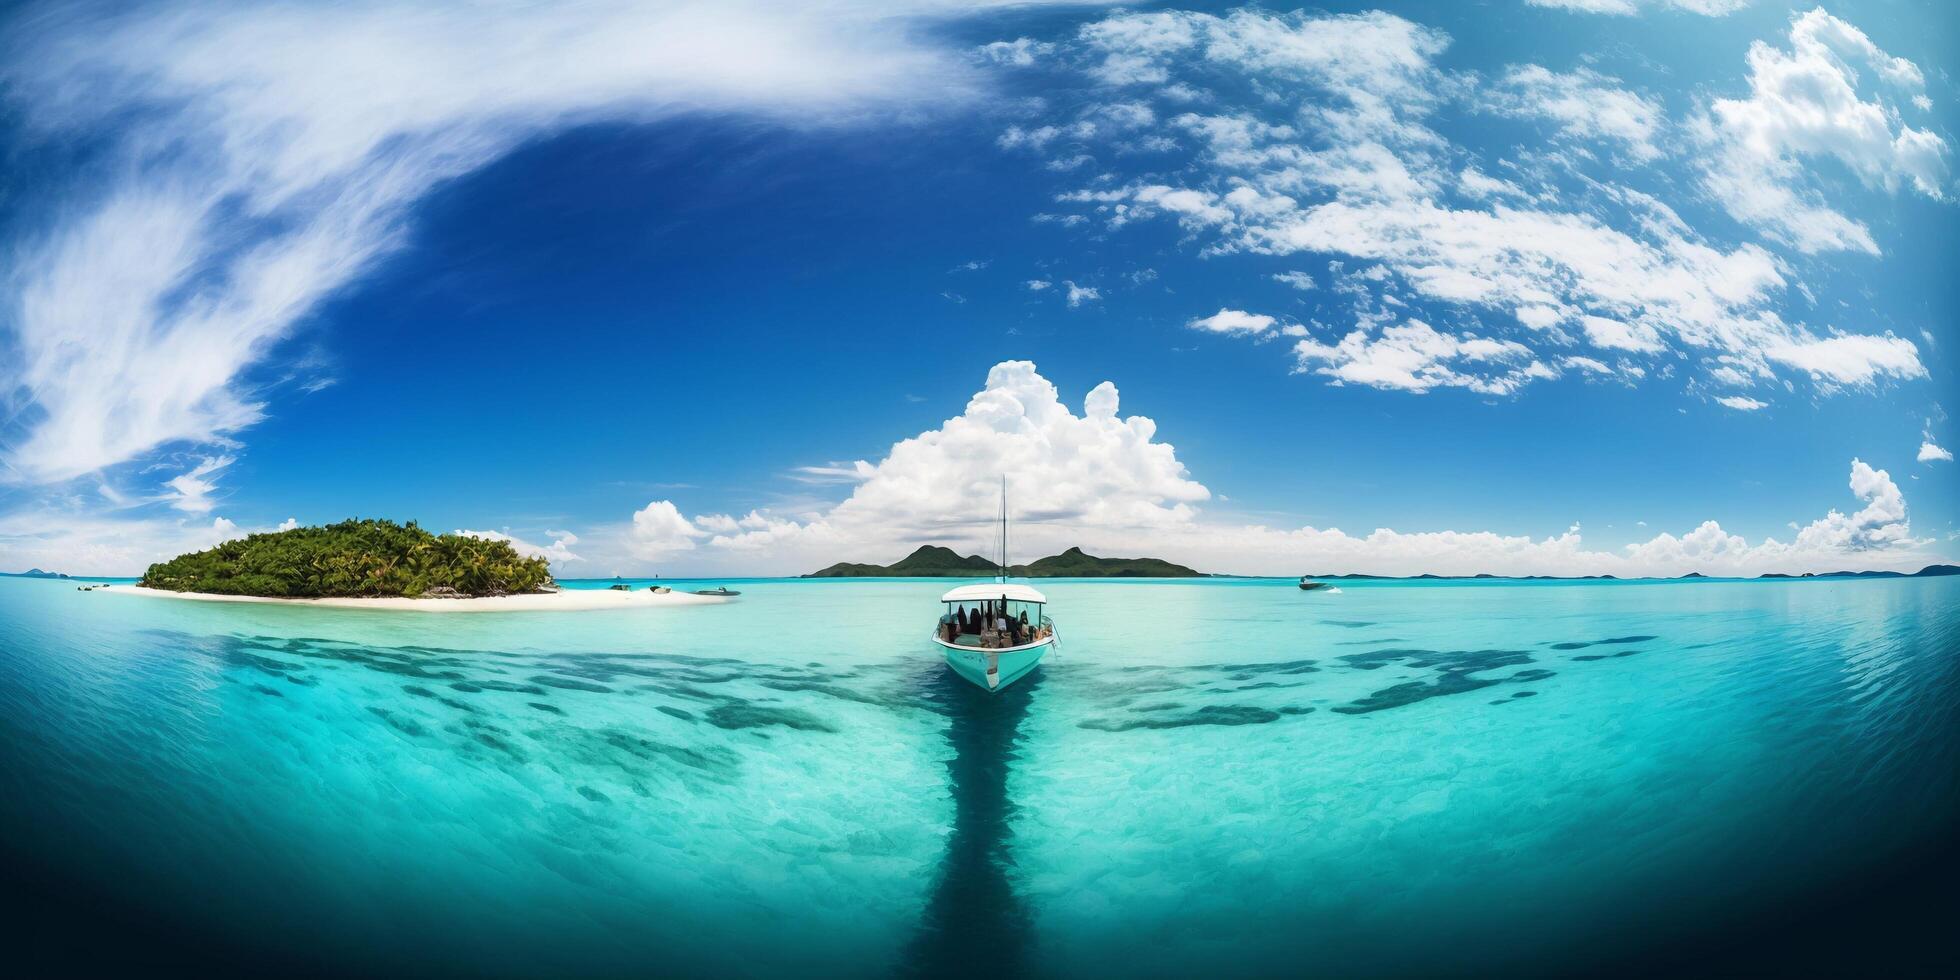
[806,545,1204,578]
[123,519,728,612]
[141,518,554,597]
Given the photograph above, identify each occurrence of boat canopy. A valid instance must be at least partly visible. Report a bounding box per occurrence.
[941,583,1046,604]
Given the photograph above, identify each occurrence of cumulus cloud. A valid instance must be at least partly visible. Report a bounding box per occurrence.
[629,500,705,561]
[1697,7,1948,254]
[1786,458,1909,552]
[573,363,1938,578]
[1063,281,1101,307]
[0,0,1031,487]
[1921,442,1953,463]
[1716,395,1766,411]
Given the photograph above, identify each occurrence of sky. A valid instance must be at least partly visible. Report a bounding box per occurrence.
[0,0,1954,578]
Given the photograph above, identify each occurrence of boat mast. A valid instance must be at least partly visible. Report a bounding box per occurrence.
[998,475,1007,583]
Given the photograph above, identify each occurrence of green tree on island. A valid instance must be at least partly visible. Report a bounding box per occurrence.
[140,519,554,598]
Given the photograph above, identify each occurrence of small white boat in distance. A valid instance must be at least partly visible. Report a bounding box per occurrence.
[933,582,1056,691]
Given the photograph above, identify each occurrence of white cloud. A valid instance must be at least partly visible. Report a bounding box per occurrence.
[159,455,235,513]
[1516,305,1563,330]
[0,509,252,576]
[1458,167,1526,200]
[1920,442,1953,463]
[1063,281,1101,307]
[1716,395,1767,411]
[0,0,1025,486]
[978,37,1053,68]
[1026,279,1052,291]
[577,366,1936,577]
[276,517,299,531]
[1697,8,1947,254]
[1563,355,1613,375]
[1479,65,1664,160]
[629,500,704,561]
[791,460,877,484]
[1526,1,1751,15]
[455,527,582,565]
[1580,315,1664,353]
[1762,333,1926,386]
[1293,319,1545,395]
[1784,458,1910,552]
[999,121,1095,150]
[1188,308,1276,335]
[1024,6,1928,398]
[1271,271,1316,290]
[31,363,1940,578]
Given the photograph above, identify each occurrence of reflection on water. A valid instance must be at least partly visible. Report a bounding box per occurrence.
[901,669,1041,978]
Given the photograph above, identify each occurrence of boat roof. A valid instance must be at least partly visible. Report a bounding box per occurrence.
[940,582,1047,603]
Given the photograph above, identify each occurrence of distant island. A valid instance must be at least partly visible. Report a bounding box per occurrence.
[1757,564,1958,580]
[1,568,70,579]
[805,545,1204,578]
[140,519,554,598]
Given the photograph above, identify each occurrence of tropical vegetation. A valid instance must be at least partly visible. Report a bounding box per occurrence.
[139,519,554,598]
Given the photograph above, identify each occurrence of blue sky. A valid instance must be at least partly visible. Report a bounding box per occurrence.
[0,0,1953,576]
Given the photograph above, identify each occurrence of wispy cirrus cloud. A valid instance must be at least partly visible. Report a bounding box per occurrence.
[1525,0,1751,15]
[0,0,1030,488]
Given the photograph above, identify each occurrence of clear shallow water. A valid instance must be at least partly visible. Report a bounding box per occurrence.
[3,575,1956,976]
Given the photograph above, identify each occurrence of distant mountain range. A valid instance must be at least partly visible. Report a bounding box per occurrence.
[1,568,70,579]
[1756,564,1958,580]
[805,545,1204,578]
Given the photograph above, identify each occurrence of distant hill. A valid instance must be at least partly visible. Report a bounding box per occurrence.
[1017,547,1203,578]
[1,568,69,579]
[805,545,1001,578]
[1758,564,1960,580]
[805,544,1204,578]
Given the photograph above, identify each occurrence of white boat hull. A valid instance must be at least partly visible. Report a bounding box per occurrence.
[932,634,1053,692]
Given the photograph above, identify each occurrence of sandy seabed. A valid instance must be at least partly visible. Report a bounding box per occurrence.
[108,585,730,613]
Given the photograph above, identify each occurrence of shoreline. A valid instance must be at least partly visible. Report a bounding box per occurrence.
[108,585,730,613]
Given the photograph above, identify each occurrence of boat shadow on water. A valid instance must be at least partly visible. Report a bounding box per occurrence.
[897,666,1044,980]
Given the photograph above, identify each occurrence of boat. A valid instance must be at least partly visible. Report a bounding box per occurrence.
[692,587,741,597]
[1298,577,1327,591]
[930,478,1057,692]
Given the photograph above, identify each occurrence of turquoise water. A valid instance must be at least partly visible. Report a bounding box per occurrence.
[3,575,1956,975]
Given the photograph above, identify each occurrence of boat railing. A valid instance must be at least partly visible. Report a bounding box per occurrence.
[936,613,1053,649]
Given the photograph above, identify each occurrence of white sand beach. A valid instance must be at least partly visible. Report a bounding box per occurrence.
[109,585,730,613]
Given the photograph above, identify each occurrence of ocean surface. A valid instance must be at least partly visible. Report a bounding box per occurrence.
[3,574,1956,977]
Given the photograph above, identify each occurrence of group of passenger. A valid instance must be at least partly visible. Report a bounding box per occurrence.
[941,599,1045,648]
